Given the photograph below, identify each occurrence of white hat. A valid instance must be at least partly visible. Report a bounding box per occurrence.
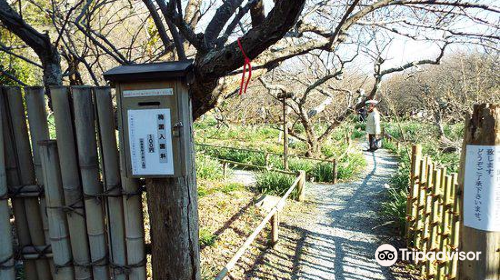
[365,100,379,105]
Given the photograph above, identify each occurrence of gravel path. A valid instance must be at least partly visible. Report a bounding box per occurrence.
[242,147,405,280]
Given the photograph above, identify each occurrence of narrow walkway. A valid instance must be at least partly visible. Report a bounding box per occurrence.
[245,148,403,280]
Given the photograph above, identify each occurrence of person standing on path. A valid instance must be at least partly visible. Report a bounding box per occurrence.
[365,99,381,152]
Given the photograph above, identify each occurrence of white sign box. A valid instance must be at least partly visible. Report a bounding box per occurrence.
[463,145,500,231]
[123,88,173,98]
[128,109,174,176]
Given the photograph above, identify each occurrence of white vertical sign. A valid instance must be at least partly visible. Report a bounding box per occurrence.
[463,145,500,231]
[128,109,174,176]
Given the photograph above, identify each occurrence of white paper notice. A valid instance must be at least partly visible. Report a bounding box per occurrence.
[123,88,173,98]
[463,145,500,231]
[128,109,174,176]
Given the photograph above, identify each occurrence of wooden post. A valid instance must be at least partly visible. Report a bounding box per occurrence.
[4,87,52,280]
[0,92,15,280]
[458,104,500,280]
[438,173,452,280]
[25,87,55,276]
[50,86,92,280]
[264,153,269,168]
[72,86,110,280]
[421,159,434,274]
[332,159,338,184]
[407,144,422,245]
[297,170,306,202]
[427,168,442,279]
[94,87,127,280]
[271,212,279,246]
[39,141,75,280]
[222,162,227,179]
[144,84,201,280]
[282,97,289,170]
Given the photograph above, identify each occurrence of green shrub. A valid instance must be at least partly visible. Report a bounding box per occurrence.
[196,154,224,180]
[256,171,297,199]
[311,162,334,182]
[220,182,244,194]
[337,152,366,180]
[199,228,217,247]
[381,186,408,234]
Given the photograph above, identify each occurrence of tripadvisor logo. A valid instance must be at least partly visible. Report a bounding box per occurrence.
[375,244,482,267]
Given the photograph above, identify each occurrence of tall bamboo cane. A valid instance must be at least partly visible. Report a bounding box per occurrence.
[4,86,52,280]
[72,86,110,280]
[0,92,15,280]
[0,88,38,280]
[93,87,126,280]
[25,87,56,276]
[50,86,92,280]
[39,141,75,280]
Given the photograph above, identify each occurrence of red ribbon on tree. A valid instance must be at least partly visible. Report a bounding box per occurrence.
[237,38,252,95]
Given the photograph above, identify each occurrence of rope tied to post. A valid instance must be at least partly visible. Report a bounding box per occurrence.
[237,38,252,95]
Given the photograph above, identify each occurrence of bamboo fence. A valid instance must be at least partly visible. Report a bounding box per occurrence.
[405,144,461,280]
[0,86,148,280]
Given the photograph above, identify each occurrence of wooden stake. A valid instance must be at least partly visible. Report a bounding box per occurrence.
[414,157,428,251]
[282,97,289,170]
[39,141,75,280]
[94,87,127,280]
[50,86,92,280]
[271,212,279,246]
[458,104,500,280]
[0,88,38,280]
[297,170,306,202]
[25,87,55,276]
[72,86,110,280]
[0,91,15,280]
[332,159,338,184]
[5,87,52,280]
[450,173,460,279]
[427,168,442,278]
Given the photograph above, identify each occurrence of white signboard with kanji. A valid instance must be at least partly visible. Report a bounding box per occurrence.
[128,109,174,176]
[463,145,500,231]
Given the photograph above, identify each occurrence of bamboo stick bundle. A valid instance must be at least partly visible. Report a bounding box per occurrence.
[437,174,453,280]
[4,87,52,280]
[39,141,75,280]
[50,86,92,280]
[448,174,460,279]
[420,159,434,275]
[406,145,422,246]
[115,85,147,280]
[0,94,15,280]
[93,87,126,280]
[25,87,55,276]
[72,86,110,280]
[427,168,442,279]
[414,157,428,251]
[0,88,38,280]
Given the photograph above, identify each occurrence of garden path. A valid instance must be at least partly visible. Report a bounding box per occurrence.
[232,146,409,279]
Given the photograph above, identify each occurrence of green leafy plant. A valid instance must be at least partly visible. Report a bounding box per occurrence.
[256,171,297,199]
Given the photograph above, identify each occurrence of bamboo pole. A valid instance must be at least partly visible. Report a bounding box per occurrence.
[421,159,433,275]
[0,88,38,280]
[115,91,147,280]
[414,157,428,251]
[407,144,422,245]
[438,174,453,280]
[72,86,110,280]
[50,87,92,280]
[39,141,75,280]
[5,86,52,280]
[0,93,15,280]
[427,168,442,279]
[25,87,55,276]
[449,173,460,279]
[93,87,127,280]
